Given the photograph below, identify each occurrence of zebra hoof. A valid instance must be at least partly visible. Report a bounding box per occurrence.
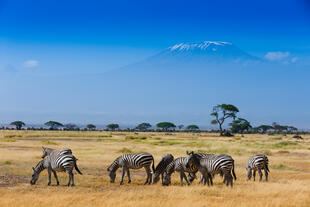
[128,180,131,184]
[56,182,59,186]
[120,182,124,185]
[71,184,75,187]
[47,182,51,186]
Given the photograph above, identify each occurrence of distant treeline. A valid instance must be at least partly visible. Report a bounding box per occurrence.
[2,104,308,135]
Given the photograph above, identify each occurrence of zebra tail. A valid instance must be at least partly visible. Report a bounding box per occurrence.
[232,161,237,180]
[74,160,83,175]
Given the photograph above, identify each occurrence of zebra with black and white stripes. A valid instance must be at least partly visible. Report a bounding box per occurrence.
[162,157,198,186]
[152,154,174,184]
[30,154,82,186]
[186,151,235,187]
[107,152,155,185]
[246,154,269,181]
[41,146,72,159]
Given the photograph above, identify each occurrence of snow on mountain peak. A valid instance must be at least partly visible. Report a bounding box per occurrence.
[169,41,232,51]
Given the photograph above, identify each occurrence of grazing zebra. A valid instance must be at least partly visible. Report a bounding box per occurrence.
[107,152,155,185]
[41,146,72,159]
[246,154,269,181]
[30,154,82,186]
[186,151,235,187]
[152,154,174,184]
[162,157,198,186]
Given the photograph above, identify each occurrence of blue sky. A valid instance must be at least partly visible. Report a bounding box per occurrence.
[0,0,310,128]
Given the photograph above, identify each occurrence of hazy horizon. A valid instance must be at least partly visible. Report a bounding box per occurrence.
[1,0,310,128]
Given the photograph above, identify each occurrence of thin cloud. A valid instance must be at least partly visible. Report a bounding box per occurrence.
[23,60,39,68]
[264,51,290,61]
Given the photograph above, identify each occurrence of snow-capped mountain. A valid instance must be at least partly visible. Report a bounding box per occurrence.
[144,41,258,65]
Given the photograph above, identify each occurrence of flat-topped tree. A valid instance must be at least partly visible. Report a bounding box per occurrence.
[10,121,25,130]
[211,104,239,136]
[86,124,96,130]
[186,125,199,131]
[156,122,176,131]
[256,125,274,134]
[135,123,152,131]
[44,121,63,130]
[107,123,119,131]
[230,118,252,134]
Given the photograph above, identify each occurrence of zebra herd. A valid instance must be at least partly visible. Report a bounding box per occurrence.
[30,147,269,187]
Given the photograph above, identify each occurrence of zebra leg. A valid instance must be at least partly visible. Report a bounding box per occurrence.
[67,171,71,186]
[120,167,126,185]
[253,169,256,181]
[264,168,269,182]
[126,168,131,183]
[209,174,213,186]
[144,166,151,185]
[180,171,190,185]
[47,168,52,186]
[70,171,75,187]
[258,168,263,182]
[199,174,203,184]
[52,170,59,185]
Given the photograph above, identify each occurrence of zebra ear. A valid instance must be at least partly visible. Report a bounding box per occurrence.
[186,151,189,155]
[32,167,35,172]
[107,168,110,172]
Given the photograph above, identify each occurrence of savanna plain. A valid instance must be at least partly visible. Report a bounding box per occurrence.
[0,130,309,207]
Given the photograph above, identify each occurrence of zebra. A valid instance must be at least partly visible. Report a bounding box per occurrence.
[186,151,235,187]
[30,154,82,186]
[162,157,198,186]
[41,146,72,159]
[152,154,174,184]
[246,154,269,182]
[187,152,237,184]
[107,152,155,185]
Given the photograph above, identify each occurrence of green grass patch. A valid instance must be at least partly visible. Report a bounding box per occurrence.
[3,134,22,138]
[0,138,16,142]
[41,140,59,145]
[271,141,298,148]
[118,147,132,153]
[125,135,148,140]
[270,163,296,171]
[4,160,12,165]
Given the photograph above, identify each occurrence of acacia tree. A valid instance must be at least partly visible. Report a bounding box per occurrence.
[156,122,176,131]
[44,121,63,130]
[135,123,152,131]
[86,124,96,130]
[107,123,119,131]
[64,123,77,130]
[256,125,274,134]
[10,121,25,130]
[210,104,239,136]
[178,124,184,130]
[186,125,199,131]
[230,118,252,134]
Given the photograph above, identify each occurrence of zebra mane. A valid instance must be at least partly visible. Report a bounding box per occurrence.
[108,157,120,172]
[33,159,45,173]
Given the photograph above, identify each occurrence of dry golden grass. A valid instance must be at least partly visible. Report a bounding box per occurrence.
[0,130,310,207]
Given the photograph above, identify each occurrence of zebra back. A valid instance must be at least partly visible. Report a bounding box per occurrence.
[41,147,72,159]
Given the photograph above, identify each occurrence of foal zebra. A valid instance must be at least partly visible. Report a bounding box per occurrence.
[246,154,269,181]
[186,152,235,187]
[162,157,198,186]
[41,146,72,159]
[30,154,82,186]
[152,154,174,184]
[107,152,155,185]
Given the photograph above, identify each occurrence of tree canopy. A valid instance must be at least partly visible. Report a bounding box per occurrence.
[10,121,25,130]
[107,123,119,131]
[230,118,252,134]
[211,104,239,136]
[44,121,63,130]
[256,125,274,133]
[156,122,176,131]
[186,125,199,131]
[135,123,152,131]
[178,124,184,130]
[64,123,77,130]
[86,124,96,130]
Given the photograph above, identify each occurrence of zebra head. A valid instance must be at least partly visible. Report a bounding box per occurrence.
[152,172,160,184]
[185,151,198,169]
[30,167,40,185]
[161,172,171,186]
[246,167,252,180]
[107,159,119,183]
